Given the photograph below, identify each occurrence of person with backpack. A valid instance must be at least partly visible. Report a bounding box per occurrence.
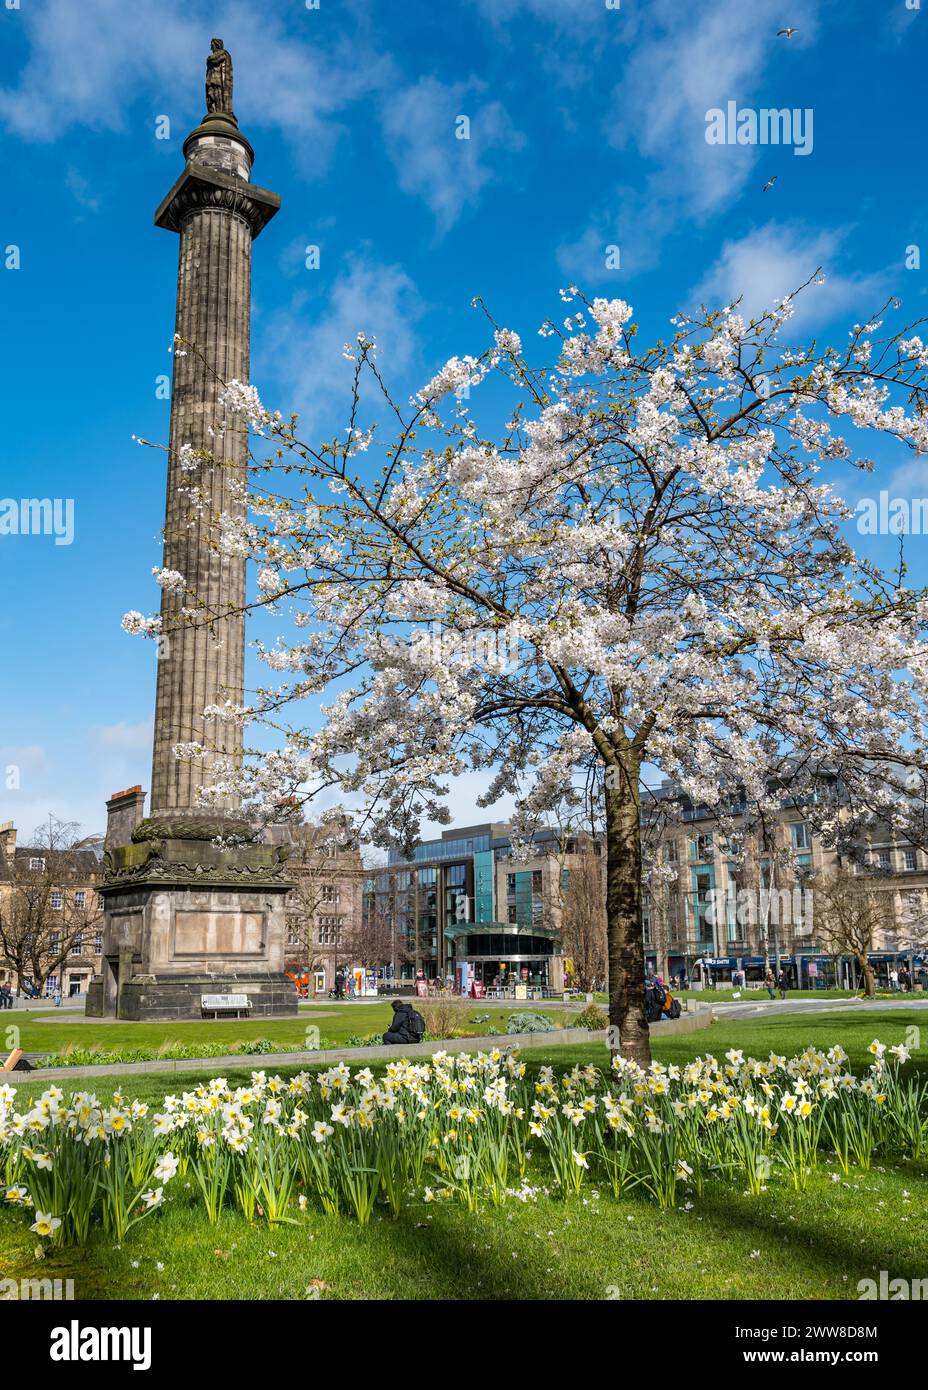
[644,973,667,1022]
[777,967,790,1001]
[382,999,427,1045]
[765,968,776,1001]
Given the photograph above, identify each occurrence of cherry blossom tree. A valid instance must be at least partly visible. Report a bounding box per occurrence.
[127,280,928,1063]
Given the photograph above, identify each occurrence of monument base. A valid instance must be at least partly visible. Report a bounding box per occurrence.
[92,816,298,1021]
[87,970,297,1022]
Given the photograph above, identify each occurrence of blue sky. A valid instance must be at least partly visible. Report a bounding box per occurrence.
[0,0,925,841]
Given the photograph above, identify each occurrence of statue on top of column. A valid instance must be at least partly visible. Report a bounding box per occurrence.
[205,37,234,117]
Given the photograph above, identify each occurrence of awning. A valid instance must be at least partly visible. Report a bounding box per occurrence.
[443,921,560,943]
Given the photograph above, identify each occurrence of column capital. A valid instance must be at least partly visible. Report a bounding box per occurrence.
[154,161,280,239]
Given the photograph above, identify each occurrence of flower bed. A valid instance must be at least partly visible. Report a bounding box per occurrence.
[2,1040,924,1245]
[32,1039,296,1069]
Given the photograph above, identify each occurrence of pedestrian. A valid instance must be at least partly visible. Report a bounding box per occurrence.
[765,968,776,1001]
[382,998,426,1046]
[0,982,10,1010]
[777,967,789,1001]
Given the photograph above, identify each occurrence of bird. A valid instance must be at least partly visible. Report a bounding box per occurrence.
[762,175,778,192]
[777,27,798,38]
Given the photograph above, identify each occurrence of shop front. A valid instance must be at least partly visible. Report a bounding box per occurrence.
[445,922,563,997]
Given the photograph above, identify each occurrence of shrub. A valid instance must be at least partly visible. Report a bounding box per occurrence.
[419,1000,459,1039]
[573,1003,609,1031]
[505,1011,557,1034]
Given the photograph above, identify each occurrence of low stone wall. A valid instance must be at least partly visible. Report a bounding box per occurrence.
[22,1007,717,1084]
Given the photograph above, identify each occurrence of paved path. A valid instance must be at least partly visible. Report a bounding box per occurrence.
[712,996,928,1021]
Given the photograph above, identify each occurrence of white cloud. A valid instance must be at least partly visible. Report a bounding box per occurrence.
[420,769,516,840]
[469,0,604,26]
[607,0,821,216]
[92,720,153,754]
[260,252,425,427]
[884,457,928,501]
[380,77,525,235]
[559,0,823,278]
[688,223,888,334]
[0,0,392,174]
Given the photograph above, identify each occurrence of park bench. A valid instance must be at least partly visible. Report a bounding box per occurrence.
[201,992,252,1020]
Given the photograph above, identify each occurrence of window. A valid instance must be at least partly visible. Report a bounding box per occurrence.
[690,833,713,862]
[94,933,103,953]
[70,937,83,956]
[74,891,86,910]
[320,885,339,903]
[904,848,917,871]
[790,823,810,850]
[29,857,46,872]
[317,915,344,945]
[49,932,60,952]
[50,892,63,911]
[96,893,105,911]
[878,849,891,870]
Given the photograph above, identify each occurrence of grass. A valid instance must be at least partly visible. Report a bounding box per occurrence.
[592,987,869,1005]
[1,1160,923,1301]
[7,1005,926,1109]
[9,1002,568,1064]
[3,1007,924,1301]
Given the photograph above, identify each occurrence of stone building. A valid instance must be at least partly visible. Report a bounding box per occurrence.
[0,820,105,997]
[643,777,928,988]
[265,817,365,995]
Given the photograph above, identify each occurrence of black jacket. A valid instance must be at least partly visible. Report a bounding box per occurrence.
[383,1002,426,1043]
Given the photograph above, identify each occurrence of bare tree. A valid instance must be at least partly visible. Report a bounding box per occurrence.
[559,837,608,991]
[811,867,890,998]
[0,817,101,996]
[275,815,360,984]
[344,906,406,974]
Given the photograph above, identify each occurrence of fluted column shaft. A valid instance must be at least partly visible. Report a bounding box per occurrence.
[150,202,253,815]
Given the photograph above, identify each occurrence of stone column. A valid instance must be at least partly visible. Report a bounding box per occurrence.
[92,62,296,1023]
[150,114,279,816]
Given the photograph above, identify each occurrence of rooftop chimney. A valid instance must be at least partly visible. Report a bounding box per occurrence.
[104,786,147,851]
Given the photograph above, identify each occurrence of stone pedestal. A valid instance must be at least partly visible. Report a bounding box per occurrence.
[89,816,295,1020]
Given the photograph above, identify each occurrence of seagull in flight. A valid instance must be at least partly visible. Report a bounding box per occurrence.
[762,175,778,192]
[777,27,798,38]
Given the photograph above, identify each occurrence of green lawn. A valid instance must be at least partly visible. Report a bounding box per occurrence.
[5,1003,924,1111]
[3,1007,924,1301]
[1,1159,922,1301]
[9,1002,569,1062]
[593,987,866,1005]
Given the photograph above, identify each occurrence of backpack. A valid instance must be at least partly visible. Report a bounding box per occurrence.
[409,1009,426,1040]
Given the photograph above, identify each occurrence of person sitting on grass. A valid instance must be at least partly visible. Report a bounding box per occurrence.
[382,998,427,1045]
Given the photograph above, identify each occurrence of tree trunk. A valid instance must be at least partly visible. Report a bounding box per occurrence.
[605,749,651,1065]
[858,955,876,998]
